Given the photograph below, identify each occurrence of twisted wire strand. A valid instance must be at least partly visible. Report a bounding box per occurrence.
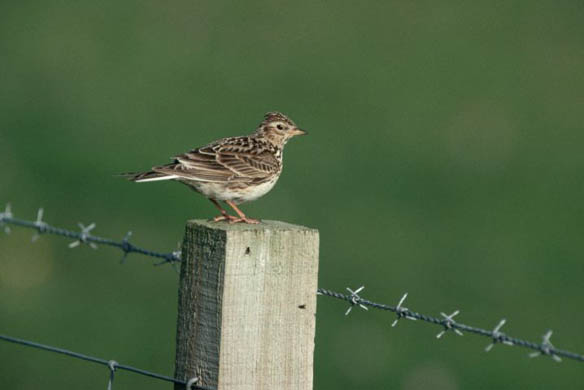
[0,212,180,265]
[3,206,583,364]
[0,334,212,390]
[317,288,584,362]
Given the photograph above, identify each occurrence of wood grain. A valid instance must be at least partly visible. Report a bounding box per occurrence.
[175,220,319,390]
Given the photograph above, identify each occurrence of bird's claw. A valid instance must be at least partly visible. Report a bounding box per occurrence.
[211,214,239,223]
[211,215,260,224]
[228,217,260,224]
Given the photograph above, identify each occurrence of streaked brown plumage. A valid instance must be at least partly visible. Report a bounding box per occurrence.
[125,112,306,224]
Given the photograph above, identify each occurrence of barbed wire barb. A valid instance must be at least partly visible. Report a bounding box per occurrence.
[344,286,368,315]
[69,222,98,249]
[167,249,182,273]
[0,203,13,234]
[31,208,48,242]
[436,310,463,339]
[529,330,562,362]
[119,231,133,264]
[107,360,118,390]
[485,318,512,352]
[391,293,416,327]
[154,242,182,272]
[187,377,200,390]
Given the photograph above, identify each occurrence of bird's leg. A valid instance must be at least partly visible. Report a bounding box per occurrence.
[225,200,260,224]
[209,199,238,222]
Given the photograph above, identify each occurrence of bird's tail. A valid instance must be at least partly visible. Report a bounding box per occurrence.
[119,170,178,183]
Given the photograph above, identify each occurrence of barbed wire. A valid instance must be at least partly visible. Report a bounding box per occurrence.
[2,203,583,366]
[317,287,584,363]
[0,334,212,390]
[0,204,181,266]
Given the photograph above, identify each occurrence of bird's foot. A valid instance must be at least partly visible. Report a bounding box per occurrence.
[228,217,260,224]
[211,214,239,223]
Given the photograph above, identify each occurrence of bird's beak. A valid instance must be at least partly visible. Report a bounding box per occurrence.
[291,128,307,136]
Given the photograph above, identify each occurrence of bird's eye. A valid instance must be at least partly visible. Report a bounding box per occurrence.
[276,124,284,130]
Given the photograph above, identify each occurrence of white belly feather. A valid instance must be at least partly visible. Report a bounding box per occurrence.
[188,176,279,204]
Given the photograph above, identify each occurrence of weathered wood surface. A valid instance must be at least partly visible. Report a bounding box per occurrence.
[174,220,319,390]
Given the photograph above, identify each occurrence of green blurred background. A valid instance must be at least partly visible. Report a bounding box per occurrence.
[1,1,583,389]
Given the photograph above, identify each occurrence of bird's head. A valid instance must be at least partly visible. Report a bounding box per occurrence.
[255,112,307,146]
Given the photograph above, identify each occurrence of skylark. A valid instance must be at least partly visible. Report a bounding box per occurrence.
[125,112,306,224]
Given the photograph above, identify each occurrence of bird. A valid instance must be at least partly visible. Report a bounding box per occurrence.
[124,112,306,224]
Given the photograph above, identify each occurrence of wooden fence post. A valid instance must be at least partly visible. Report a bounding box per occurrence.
[174,220,319,390]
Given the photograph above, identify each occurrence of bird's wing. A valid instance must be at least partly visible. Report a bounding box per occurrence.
[152,137,279,183]
[214,138,280,178]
